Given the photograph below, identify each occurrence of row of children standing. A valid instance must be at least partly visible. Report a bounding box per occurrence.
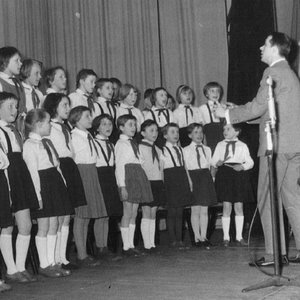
[0,46,254,293]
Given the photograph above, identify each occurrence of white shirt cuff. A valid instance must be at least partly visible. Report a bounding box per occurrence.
[224,109,231,124]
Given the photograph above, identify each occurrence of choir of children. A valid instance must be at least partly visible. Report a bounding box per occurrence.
[0,45,255,293]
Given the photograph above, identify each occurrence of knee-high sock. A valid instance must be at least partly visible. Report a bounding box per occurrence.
[191,213,201,242]
[94,218,104,248]
[120,227,130,251]
[222,217,230,241]
[73,217,87,260]
[149,219,156,248]
[128,224,136,248]
[235,215,244,241]
[0,234,17,275]
[175,208,183,242]
[60,225,70,264]
[55,232,61,264]
[35,236,49,269]
[16,234,30,272]
[141,218,151,249]
[47,234,57,266]
[167,208,176,243]
[199,213,208,241]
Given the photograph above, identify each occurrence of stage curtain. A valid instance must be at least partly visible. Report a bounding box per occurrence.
[291,0,300,75]
[157,0,228,105]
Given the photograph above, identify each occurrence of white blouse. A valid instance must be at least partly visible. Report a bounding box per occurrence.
[0,120,22,153]
[144,106,174,127]
[160,142,185,170]
[183,141,212,170]
[199,100,221,124]
[211,139,254,170]
[92,97,117,120]
[69,88,90,108]
[22,82,44,111]
[115,134,143,187]
[94,134,115,167]
[173,104,203,128]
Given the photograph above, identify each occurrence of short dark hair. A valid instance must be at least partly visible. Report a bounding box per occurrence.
[119,83,137,101]
[20,59,43,81]
[92,113,113,136]
[25,108,48,138]
[94,78,112,97]
[68,105,91,126]
[0,47,21,72]
[225,123,242,136]
[186,122,203,135]
[203,82,223,101]
[151,87,167,106]
[0,91,19,107]
[176,85,195,104]
[269,32,291,58]
[43,93,70,118]
[161,122,179,136]
[140,119,158,132]
[44,66,66,87]
[116,114,137,129]
[144,88,153,100]
[76,69,97,88]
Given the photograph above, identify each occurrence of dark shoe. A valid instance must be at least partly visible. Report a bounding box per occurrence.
[77,256,101,267]
[38,266,62,278]
[54,264,71,277]
[20,270,37,282]
[223,240,230,248]
[177,241,190,250]
[0,280,11,293]
[236,238,248,247]
[6,272,29,283]
[143,248,152,255]
[249,255,289,267]
[122,249,136,257]
[289,254,300,263]
[62,262,79,270]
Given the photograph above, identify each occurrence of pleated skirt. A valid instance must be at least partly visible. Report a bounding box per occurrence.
[7,152,39,213]
[97,166,123,217]
[0,170,13,228]
[164,166,193,208]
[215,165,254,203]
[124,163,153,204]
[189,169,217,206]
[60,157,87,209]
[33,168,71,219]
[75,164,107,218]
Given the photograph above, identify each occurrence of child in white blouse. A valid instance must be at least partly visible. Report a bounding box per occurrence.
[144,87,174,148]
[69,69,97,110]
[117,84,144,133]
[20,59,44,112]
[212,124,254,247]
[183,123,217,248]
[68,106,106,267]
[173,85,203,147]
[115,114,153,255]
[24,109,70,278]
[44,66,67,95]
[44,93,87,270]
[139,120,165,251]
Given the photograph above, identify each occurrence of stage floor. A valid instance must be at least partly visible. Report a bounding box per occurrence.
[3,231,300,300]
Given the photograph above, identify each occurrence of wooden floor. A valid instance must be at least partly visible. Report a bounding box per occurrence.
[3,230,300,300]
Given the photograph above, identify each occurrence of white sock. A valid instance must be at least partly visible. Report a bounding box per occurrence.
[60,225,70,265]
[141,219,151,249]
[149,219,156,248]
[47,234,57,266]
[0,234,17,275]
[16,234,30,272]
[55,232,61,264]
[222,217,230,241]
[235,215,244,241]
[128,224,136,249]
[35,236,49,269]
[120,227,130,251]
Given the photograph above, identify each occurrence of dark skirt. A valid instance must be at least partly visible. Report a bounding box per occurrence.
[179,127,191,148]
[0,170,13,228]
[215,165,254,203]
[97,166,123,217]
[203,122,224,152]
[7,152,39,213]
[33,168,72,219]
[141,180,166,208]
[164,166,193,208]
[189,169,217,206]
[76,164,107,218]
[124,164,153,204]
[60,157,87,209]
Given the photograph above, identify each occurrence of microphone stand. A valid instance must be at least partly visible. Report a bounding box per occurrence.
[242,76,300,292]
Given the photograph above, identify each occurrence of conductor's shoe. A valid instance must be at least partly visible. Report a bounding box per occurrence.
[249,255,289,267]
[288,254,300,263]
